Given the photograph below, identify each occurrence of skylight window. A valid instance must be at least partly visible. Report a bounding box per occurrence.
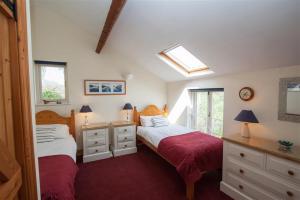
[158,45,213,77]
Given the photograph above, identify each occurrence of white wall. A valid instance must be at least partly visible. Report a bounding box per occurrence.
[30,4,167,149]
[167,66,300,145]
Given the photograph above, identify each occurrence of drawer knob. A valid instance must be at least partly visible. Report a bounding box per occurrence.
[238,185,243,190]
[94,141,98,144]
[95,149,98,153]
[125,137,128,140]
[124,129,127,132]
[124,144,127,148]
[239,169,244,174]
[288,170,294,176]
[240,153,245,157]
[286,191,293,197]
[94,133,98,136]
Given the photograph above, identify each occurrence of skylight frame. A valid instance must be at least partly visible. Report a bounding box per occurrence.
[159,45,209,75]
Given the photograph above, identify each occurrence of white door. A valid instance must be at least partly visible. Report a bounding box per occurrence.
[188,89,224,137]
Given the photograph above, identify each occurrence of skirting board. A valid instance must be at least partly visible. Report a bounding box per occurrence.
[83,151,112,163]
[220,182,252,200]
[113,147,137,157]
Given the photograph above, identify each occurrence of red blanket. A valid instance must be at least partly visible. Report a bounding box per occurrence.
[157,131,223,184]
[39,155,78,200]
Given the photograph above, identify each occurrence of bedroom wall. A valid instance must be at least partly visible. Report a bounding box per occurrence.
[167,65,300,145]
[30,4,167,149]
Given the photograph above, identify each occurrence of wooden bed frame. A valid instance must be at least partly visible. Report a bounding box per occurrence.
[133,105,195,200]
[35,110,76,140]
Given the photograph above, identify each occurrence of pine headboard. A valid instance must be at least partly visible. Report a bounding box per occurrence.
[133,104,168,126]
[35,110,76,140]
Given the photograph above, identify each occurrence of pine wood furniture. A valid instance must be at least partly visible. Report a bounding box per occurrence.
[221,134,300,200]
[111,121,137,157]
[35,110,78,199]
[1,1,37,199]
[82,123,112,163]
[133,105,195,200]
[36,110,76,139]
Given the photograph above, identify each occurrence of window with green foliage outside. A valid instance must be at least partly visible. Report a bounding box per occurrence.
[188,89,224,137]
[40,65,66,101]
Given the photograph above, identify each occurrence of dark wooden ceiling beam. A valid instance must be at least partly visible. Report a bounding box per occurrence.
[95,0,127,53]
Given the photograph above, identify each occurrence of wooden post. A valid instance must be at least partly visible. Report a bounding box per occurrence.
[186,183,194,200]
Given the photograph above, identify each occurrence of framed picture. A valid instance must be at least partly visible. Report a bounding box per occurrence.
[84,80,126,95]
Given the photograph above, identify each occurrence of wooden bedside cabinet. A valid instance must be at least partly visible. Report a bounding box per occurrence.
[82,123,112,163]
[111,121,137,157]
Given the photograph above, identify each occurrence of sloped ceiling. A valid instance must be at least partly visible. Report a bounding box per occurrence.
[31,0,300,82]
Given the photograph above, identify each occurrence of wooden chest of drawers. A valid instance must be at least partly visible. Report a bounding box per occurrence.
[221,135,300,200]
[111,121,137,157]
[82,123,112,163]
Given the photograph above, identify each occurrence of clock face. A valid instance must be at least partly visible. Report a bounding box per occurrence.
[239,87,254,101]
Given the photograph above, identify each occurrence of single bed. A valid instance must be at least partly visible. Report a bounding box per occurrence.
[137,124,194,148]
[134,105,223,200]
[36,110,78,200]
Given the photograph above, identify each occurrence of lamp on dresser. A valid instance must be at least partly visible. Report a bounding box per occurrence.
[234,110,259,138]
[123,103,133,121]
[80,105,92,125]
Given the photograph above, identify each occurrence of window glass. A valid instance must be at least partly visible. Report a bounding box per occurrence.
[41,65,66,100]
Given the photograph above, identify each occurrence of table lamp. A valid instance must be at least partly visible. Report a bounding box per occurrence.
[80,105,92,125]
[123,103,133,121]
[234,110,259,138]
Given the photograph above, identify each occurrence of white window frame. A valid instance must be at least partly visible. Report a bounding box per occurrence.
[187,88,224,137]
[35,62,69,105]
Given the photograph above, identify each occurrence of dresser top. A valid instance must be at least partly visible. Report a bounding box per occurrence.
[223,134,300,164]
[111,121,136,127]
[81,123,109,130]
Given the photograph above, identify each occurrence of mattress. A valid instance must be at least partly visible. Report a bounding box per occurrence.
[37,135,77,162]
[137,124,194,148]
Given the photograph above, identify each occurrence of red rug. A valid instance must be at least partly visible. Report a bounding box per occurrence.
[75,146,232,200]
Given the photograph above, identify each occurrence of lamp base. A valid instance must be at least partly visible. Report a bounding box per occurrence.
[241,123,250,138]
[84,115,89,126]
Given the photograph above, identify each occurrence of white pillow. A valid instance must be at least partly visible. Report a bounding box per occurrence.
[152,116,169,127]
[36,124,70,139]
[140,115,162,127]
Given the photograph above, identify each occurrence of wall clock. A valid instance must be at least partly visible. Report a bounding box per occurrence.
[239,87,254,101]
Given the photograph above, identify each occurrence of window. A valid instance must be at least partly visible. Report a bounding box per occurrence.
[35,61,68,105]
[158,45,214,77]
[187,88,224,137]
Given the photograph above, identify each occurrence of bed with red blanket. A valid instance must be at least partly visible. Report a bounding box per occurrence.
[39,155,78,200]
[36,110,78,200]
[134,105,223,200]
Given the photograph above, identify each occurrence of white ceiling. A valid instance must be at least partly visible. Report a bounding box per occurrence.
[31,0,300,82]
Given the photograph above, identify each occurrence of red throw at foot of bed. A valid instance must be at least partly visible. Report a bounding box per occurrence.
[39,155,78,200]
[157,131,223,184]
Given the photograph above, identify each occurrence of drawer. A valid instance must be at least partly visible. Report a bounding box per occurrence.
[116,126,134,134]
[117,134,134,143]
[228,143,266,168]
[86,145,107,155]
[227,173,278,200]
[227,158,300,199]
[117,141,135,149]
[266,155,300,184]
[86,129,106,138]
[87,137,106,147]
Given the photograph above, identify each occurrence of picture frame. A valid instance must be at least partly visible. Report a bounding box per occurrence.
[84,80,126,95]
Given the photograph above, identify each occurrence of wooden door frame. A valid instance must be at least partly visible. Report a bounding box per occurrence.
[1,0,38,199]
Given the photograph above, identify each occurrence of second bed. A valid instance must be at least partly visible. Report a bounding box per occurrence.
[134,105,223,200]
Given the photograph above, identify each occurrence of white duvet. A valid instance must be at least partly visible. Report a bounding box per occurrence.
[37,135,77,162]
[137,124,194,148]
